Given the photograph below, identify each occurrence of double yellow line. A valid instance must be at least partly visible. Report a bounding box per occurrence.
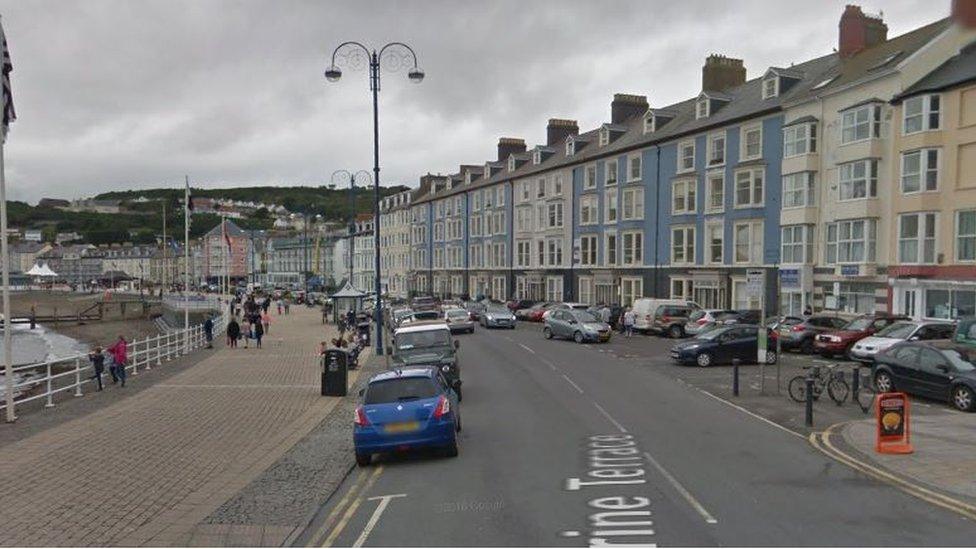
[810,422,976,521]
[310,465,385,547]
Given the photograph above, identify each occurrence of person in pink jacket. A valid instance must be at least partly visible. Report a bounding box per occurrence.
[107,335,128,387]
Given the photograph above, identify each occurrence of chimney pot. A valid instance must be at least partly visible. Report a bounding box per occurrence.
[610,94,649,124]
[546,119,579,146]
[838,4,888,59]
[702,55,746,92]
[497,137,526,161]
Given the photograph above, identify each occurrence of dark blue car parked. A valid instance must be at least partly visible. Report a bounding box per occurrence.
[354,367,461,466]
[670,325,778,367]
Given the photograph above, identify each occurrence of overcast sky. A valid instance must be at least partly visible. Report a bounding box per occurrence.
[0,0,946,203]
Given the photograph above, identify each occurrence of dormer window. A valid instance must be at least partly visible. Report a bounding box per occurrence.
[532,150,541,165]
[566,137,575,156]
[508,155,516,172]
[599,127,610,147]
[696,99,709,119]
[643,112,655,134]
[762,77,779,99]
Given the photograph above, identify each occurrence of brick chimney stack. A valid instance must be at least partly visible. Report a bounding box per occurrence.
[546,119,579,146]
[497,137,527,161]
[610,94,649,124]
[839,5,888,58]
[702,55,746,92]
[953,0,976,28]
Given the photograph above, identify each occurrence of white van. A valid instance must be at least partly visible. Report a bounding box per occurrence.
[631,298,700,332]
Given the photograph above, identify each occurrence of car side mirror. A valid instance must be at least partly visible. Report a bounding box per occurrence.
[452,379,462,391]
[454,340,460,350]
[908,335,920,341]
[937,364,950,373]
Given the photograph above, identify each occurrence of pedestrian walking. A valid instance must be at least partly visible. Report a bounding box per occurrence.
[88,346,106,391]
[107,335,128,387]
[226,317,240,348]
[262,296,271,313]
[253,319,264,348]
[261,310,271,335]
[276,298,283,315]
[623,308,636,338]
[599,304,611,324]
[203,315,214,349]
[284,298,291,315]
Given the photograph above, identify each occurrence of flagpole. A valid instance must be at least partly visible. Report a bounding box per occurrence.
[162,200,167,290]
[2,134,13,423]
[184,176,190,354]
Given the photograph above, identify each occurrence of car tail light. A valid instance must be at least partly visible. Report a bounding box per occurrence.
[354,406,370,426]
[432,395,450,419]
[661,316,673,323]
[697,318,708,325]
[791,325,805,332]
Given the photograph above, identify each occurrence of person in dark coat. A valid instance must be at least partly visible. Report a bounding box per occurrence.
[88,346,106,391]
[203,315,214,349]
[253,319,264,348]
[226,317,240,348]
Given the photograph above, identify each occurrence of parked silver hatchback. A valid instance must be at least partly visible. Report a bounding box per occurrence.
[543,309,612,344]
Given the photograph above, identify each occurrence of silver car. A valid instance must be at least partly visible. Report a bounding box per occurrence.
[481,306,516,329]
[684,309,737,337]
[544,309,612,344]
[444,308,475,334]
[850,321,955,362]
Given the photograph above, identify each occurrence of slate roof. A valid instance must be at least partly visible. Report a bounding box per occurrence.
[412,16,952,206]
[895,41,976,101]
[204,219,246,238]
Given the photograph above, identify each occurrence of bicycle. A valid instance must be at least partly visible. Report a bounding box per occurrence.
[788,364,849,406]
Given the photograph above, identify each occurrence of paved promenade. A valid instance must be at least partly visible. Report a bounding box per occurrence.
[0,306,360,547]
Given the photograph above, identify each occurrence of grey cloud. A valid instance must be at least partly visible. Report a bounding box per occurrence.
[0,0,946,202]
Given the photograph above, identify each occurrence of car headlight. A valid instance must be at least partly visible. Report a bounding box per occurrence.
[827,335,841,343]
[441,365,451,372]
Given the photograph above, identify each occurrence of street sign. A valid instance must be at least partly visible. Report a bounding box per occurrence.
[746,269,764,298]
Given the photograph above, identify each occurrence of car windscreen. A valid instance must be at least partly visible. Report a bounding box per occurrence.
[573,311,599,323]
[365,377,440,404]
[942,348,976,373]
[412,311,440,320]
[395,330,451,350]
[446,310,468,319]
[875,322,918,339]
[844,317,873,331]
[486,307,509,315]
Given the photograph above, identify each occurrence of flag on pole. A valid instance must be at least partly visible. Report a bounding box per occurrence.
[0,16,15,143]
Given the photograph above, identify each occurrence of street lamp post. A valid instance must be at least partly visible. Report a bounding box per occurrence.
[325,45,424,355]
[331,170,371,291]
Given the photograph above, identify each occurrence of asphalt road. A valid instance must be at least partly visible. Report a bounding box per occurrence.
[297,323,976,547]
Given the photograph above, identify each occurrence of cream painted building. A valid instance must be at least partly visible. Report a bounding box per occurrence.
[778,7,976,316]
[379,188,415,298]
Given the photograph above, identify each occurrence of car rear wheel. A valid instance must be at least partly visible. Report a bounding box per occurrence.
[543,327,553,339]
[574,331,584,344]
[874,371,894,393]
[765,351,778,364]
[696,353,712,367]
[355,452,371,467]
[669,325,684,338]
[952,385,974,412]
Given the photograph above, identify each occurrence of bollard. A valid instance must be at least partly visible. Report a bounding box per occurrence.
[805,376,814,427]
[732,360,740,397]
[851,364,860,397]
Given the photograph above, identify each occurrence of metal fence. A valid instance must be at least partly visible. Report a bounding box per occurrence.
[1,313,226,414]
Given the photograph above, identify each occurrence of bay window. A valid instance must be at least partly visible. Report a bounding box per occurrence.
[781,224,814,264]
[839,159,878,200]
[782,172,815,208]
[841,103,882,143]
[956,210,976,262]
[825,218,877,263]
[783,122,817,157]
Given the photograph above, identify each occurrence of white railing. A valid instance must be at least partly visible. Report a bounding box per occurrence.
[0,313,226,414]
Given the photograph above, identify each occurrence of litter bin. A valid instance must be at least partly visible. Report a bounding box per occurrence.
[321,349,348,396]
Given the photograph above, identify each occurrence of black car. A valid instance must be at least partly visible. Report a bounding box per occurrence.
[670,325,778,367]
[774,315,849,354]
[873,341,976,412]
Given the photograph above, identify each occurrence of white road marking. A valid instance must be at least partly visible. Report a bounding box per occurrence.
[561,374,584,394]
[696,388,805,440]
[518,343,536,354]
[540,358,558,371]
[592,402,628,433]
[643,451,718,525]
[352,494,407,547]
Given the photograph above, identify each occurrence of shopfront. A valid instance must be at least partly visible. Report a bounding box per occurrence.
[891,278,976,321]
[778,265,813,316]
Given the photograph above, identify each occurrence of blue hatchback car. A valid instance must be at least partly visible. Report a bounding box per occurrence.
[353,367,461,466]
